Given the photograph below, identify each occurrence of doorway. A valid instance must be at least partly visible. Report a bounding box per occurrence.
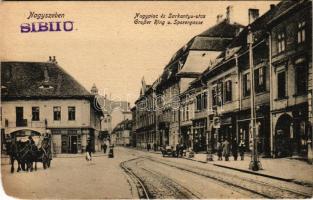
[70,135,78,154]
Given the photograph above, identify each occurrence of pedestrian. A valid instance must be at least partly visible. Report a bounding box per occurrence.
[216,140,223,161]
[103,141,107,154]
[86,140,92,162]
[238,135,245,161]
[232,138,238,161]
[222,138,230,161]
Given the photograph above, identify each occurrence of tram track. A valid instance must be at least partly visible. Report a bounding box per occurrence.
[120,158,150,199]
[121,157,200,199]
[148,157,312,199]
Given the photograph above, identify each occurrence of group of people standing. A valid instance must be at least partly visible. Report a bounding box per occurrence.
[216,136,246,161]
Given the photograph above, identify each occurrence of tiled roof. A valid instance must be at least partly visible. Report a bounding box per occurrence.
[1,61,92,99]
[268,0,308,25]
[157,20,244,88]
[198,20,244,38]
[189,37,233,51]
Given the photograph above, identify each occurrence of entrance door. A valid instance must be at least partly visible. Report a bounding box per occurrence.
[275,114,293,157]
[70,135,78,154]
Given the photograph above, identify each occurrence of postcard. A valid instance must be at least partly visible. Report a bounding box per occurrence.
[0,0,312,199]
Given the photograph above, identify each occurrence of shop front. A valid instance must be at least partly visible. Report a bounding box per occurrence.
[51,128,95,154]
[192,118,207,152]
[180,124,192,149]
[273,104,309,158]
[237,108,270,156]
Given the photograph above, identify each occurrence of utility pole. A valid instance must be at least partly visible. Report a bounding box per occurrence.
[247,26,262,171]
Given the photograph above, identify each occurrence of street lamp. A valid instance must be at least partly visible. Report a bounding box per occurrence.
[247,26,262,171]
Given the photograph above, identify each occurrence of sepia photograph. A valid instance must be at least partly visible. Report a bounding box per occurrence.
[0,0,312,199]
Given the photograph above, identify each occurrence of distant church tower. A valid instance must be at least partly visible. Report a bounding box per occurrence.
[91,83,98,95]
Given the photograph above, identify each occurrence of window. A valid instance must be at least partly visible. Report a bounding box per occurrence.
[32,107,40,121]
[224,80,232,102]
[217,82,223,105]
[68,107,76,120]
[277,71,286,99]
[243,73,251,96]
[196,94,201,111]
[53,106,61,121]
[203,92,208,109]
[212,86,217,106]
[295,66,307,95]
[278,32,286,53]
[186,106,189,121]
[255,67,266,93]
[297,21,306,43]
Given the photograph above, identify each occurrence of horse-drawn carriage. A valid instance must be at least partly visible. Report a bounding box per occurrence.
[6,130,53,173]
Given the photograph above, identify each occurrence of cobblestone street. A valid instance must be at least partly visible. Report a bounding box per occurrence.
[1,148,138,199]
[2,147,312,199]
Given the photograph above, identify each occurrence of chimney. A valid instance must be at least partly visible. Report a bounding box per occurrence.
[226,5,234,24]
[49,56,52,62]
[216,14,223,23]
[270,4,275,10]
[248,8,259,24]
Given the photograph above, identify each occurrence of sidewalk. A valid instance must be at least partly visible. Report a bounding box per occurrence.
[131,148,313,187]
[186,152,313,187]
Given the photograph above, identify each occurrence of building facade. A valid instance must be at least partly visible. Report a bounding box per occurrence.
[268,0,312,158]
[1,60,104,154]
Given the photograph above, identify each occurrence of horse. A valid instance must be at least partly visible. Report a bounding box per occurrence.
[8,140,33,173]
[30,137,52,170]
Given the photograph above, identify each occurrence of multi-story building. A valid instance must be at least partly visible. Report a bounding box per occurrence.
[268,0,312,158]
[130,106,137,147]
[179,84,195,150]
[204,5,276,157]
[135,78,157,148]
[111,119,132,146]
[155,6,244,150]
[1,59,104,154]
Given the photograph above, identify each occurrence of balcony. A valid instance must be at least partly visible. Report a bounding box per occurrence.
[16,119,27,127]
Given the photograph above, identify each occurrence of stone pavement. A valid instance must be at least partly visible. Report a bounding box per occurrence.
[134,148,313,187]
[188,153,313,186]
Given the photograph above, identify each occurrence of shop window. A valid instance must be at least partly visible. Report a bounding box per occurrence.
[277,70,286,99]
[295,65,307,95]
[68,106,76,121]
[277,32,286,53]
[53,106,61,121]
[32,107,40,121]
[224,80,232,102]
[297,21,306,44]
[243,73,250,97]
[255,67,266,93]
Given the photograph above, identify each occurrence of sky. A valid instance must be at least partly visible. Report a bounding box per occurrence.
[0,1,278,106]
